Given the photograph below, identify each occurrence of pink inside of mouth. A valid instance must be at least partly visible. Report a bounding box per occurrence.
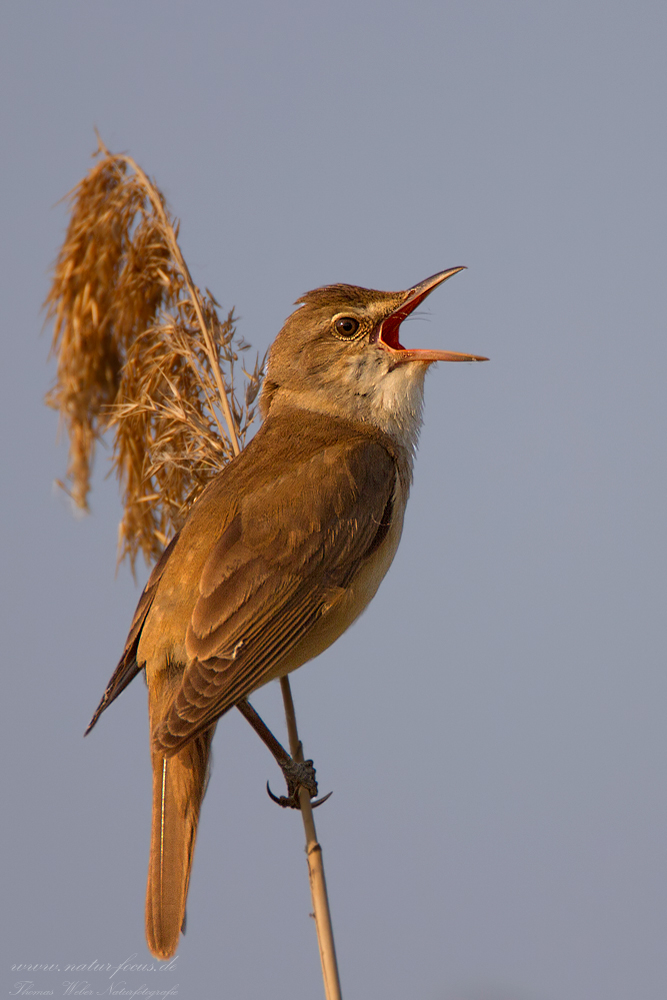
[379,313,406,351]
[379,288,433,351]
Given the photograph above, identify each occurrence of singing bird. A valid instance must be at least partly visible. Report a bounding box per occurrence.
[86,267,487,959]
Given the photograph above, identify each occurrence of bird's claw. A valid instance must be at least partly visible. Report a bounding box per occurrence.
[265,757,332,809]
[311,790,333,808]
[266,781,333,809]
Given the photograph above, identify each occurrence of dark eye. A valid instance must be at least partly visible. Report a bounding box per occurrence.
[334,316,360,338]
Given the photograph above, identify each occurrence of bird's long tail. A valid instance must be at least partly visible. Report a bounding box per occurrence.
[145,725,214,959]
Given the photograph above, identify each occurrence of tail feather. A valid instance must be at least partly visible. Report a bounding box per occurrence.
[145,727,214,959]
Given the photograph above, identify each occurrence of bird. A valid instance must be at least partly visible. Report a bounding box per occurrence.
[86,266,487,959]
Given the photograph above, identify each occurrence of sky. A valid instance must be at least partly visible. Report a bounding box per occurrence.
[2,2,666,998]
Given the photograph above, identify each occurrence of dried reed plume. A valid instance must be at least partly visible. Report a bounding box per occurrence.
[45,137,263,571]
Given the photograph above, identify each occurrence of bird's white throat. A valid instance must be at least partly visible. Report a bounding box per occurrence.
[273,349,428,464]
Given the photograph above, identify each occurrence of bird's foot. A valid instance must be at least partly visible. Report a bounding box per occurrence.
[266,758,332,809]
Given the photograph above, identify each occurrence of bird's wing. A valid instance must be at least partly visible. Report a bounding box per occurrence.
[156,438,397,751]
[85,532,181,734]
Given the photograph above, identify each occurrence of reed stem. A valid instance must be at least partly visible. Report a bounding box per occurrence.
[280,677,343,1000]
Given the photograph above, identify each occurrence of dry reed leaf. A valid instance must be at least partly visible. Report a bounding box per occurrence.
[45,136,263,571]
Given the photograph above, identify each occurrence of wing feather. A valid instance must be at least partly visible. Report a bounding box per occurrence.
[85,531,181,734]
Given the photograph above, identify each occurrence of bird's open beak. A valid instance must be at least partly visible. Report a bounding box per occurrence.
[378,267,488,363]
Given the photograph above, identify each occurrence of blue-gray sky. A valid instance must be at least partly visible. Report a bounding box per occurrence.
[2,3,665,998]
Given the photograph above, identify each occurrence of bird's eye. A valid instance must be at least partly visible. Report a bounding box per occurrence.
[334,316,360,338]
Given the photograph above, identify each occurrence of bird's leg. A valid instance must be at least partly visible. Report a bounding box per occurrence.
[235,699,331,809]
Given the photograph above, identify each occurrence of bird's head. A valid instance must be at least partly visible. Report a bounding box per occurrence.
[260,267,487,451]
